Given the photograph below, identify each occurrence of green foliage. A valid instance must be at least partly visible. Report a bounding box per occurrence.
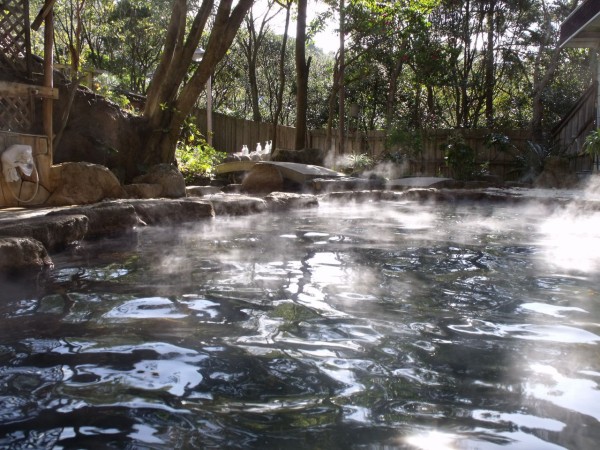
[584,129,600,157]
[379,150,405,165]
[175,119,226,184]
[28,0,592,153]
[443,133,480,181]
[387,127,422,157]
[485,133,563,180]
[343,153,375,175]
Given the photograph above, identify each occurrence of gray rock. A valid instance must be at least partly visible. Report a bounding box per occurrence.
[48,201,143,237]
[321,190,405,203]
[124,183,163,199]
[186,186,223,197]
[127,198,215,225]
[265,192,319,211]
[306,177,384,193]
[133,164,186,198]
[205,194,267,215]
[0,237,53,271]
[0,214,88,251]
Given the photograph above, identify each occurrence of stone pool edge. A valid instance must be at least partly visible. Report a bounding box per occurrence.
[1,187,598,273]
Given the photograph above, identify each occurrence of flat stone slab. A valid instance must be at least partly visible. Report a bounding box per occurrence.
[387,177,455,189]
[216,161,345,184]
[263,162,345,178]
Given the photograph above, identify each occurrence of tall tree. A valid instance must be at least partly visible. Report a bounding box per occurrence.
[238,1,278,122]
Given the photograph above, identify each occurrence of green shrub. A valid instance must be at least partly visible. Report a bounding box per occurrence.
[584,129,600,158]
[176,119,226,184]
[344,153,375,174]
[443,133,478,181]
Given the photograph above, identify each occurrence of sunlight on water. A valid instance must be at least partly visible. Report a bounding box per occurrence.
[526,364,600,421]
[404,430,458,450]
[538,210,600,274]
[519,302,588,318]
[450,320,600,343]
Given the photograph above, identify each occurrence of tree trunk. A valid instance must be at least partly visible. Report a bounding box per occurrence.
[294,0,308,150]
[241,9,268,123]
[326,56,340,154]
[384,41,407,135]
[273,1,292,149]
[139,0,253,174]
[485,0,495,128]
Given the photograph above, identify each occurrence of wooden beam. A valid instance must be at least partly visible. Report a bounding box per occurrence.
[31,0,58,31]
[43,7,55,161]
[0,81,59,99]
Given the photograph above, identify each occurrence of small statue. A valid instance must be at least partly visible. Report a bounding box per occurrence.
[264,140,272,154]
[256,142,262,154]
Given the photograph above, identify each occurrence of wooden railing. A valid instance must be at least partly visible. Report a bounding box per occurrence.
[553,82,597,155]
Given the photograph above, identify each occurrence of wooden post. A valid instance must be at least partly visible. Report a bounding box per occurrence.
[596,50,600,129]
[43,4,54,161]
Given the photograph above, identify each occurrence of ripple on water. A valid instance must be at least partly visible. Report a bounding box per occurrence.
[448,320,600,344]
[104,297,187,320]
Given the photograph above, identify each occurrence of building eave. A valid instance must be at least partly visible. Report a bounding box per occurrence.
[559,0,600,49]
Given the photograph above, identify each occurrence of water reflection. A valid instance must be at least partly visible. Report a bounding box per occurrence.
[1,199,600,448]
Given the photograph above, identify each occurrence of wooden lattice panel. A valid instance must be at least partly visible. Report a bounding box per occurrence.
[0,0,31,75]
[0,94,33,132]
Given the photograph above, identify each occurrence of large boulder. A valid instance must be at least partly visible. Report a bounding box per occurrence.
[241,164,284,194]
[0,237,53,272]
[46,162,126,206]
[53,88,143,175]
[133,164,186,198]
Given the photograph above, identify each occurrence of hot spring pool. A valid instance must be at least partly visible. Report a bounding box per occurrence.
[1,195,600,449]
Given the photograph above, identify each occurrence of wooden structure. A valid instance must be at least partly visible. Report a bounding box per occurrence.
[0,0,57,207]
[197,107,532,181]
[557,0,600,171]
[559,0,600,49]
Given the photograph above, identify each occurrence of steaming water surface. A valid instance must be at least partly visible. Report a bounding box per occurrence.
[1,198,600,449]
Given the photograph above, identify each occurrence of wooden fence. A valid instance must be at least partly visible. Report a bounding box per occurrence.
[413,129,533,180]
[194,109,536,180]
